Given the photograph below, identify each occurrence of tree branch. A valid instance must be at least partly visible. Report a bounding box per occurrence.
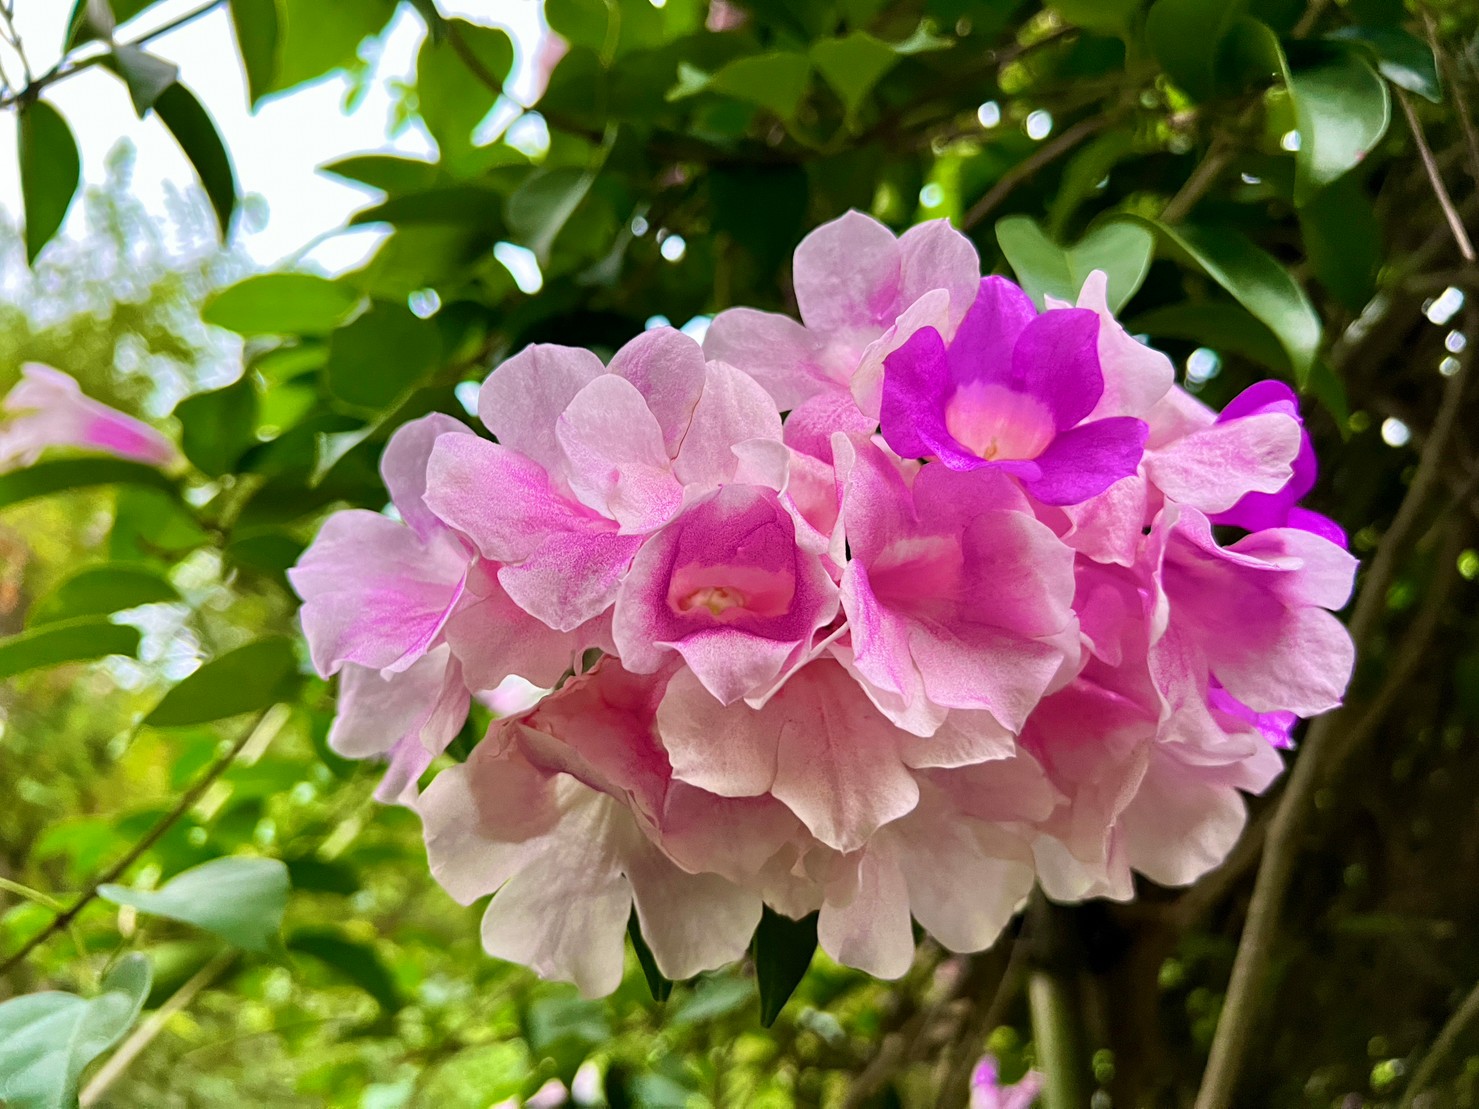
[1398,88,1476,264]
[963,115,1110,229]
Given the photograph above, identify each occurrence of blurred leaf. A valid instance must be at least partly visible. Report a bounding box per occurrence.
[507,167,593,264]
[229,0,282,105]
[321,154,440,194]
[710,164,808,275]
[101,857,290,953]
[287,928,403,1012]
[272,0,397,92]
[752,908,818,1027]
[0,458,176,510]
[204,273,362,336]
[1286,46,1390,204]
[628,912,674,1003]
[996,216,1154,312]
[1328,25,1441,102]
[1145,0,1243,102]
[525,996,611,1086]
[0,618,141,680]
[417,20,513,165]
[670,975,758,1027]
[174,377,260,477]
[146,637,300,726]
[327,299,444,410]
[109,486,209,561]
[1131,302,1289,373]
[31,565,179,624]
[1047,128,1137,234]
[671,53,812,120]
[153,82,238,235]
[1298,175,1381,312]
[107,44,179,114]
[810,32,898,121]
[18,99,82,265]
[0,954,152,1109]
[1139,219,1322,384]
[1053,0,1142,33]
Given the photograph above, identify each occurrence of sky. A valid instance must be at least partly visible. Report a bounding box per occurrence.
[0,0,546,273]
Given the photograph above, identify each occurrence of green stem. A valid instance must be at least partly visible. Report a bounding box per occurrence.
[1029,968,1085,1109]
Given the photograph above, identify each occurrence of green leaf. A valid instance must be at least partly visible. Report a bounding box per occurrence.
[506,167,593,264]
[272,0,397,92]
[995,216,1154,312]
[100,857,290,954]
[174,377,260,477]
[628,911,673,1003]
[417,20,513,165]
[810,32,898,121]
[145,636,300,727]
[326,299,444,410]
[0,954,152,1109]
[152,82,237,236]
[320,154,440,194]
[18,99,82,265]
[1053,0,1143,33]
[1286,47,1390,203]
[108,44,179,114]
[671,52,812,120]
[1298,175,1381,312]
[229,0,282,105]
[1328,26,1441,102]
[204,273,362,336]
[31,565,179,624]
[1145,0,1245,102]
[0,618,141,680]
[1131,302,1289,374]
[1138,219,1322,384]
[525,996,612,1086]
[288,928,403,1012]
[751,908,818,1027]
[0,458,177,510]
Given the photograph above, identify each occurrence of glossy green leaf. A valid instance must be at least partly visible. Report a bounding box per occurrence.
[996,216,1154,312]
[145,636,300,726]
[1053,0,1142,33]
[174,377,260,477]
[417,20,513,165]
[1131,302,1289,374]
[229,0,282,105]
[100,857,290,953]
[1298,175,1381,312]
[287,928,403,1012]
[0,618,141,680]
[628,911,673,1003]
[272,0,397,92]
[1145,0,1245,102]
[0,954,152,1109]
[153,82,238,236]
[1139,219,1322,383]
[18,100,82,265]
[1287,47,1390,203]
[810,32,898,120]
[108,44,179,114]
[1328,26,1441,102]
[31,565,179,624]
[0,458,177,510]
[671,53,812,120]
[204,273,362,336]
[326,299,444,410]
[506,167,593,263]
[320,154,440,194]
[752,908,818,1027]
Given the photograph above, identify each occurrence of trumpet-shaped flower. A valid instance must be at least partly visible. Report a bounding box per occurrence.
[0,363,176,472]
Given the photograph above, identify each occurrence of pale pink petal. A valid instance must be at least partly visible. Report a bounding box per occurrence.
[1,364,176,471]
[379,412,473,540]
[817,843,916,979]
[1118,755,1248,886]
[702,307,836,410]
[476,344,604,474]
[672,361,784,490]
[1069,271,1174,420]
[607,327,707,454]
[1145,411,1301,513]
[793,210,902,340]
[625,837,762,979]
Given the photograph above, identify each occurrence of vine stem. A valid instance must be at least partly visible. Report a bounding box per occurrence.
[963,115,1110,229]
[1398,974,1479,1108]
[1193,308,1475,1109]
[0,706,280,980]
[1028,969,1084,1109]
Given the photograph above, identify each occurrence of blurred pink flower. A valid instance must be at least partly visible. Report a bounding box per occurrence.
[0,363,176,472]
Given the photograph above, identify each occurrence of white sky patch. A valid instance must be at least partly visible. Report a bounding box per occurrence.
[0,0,548,273]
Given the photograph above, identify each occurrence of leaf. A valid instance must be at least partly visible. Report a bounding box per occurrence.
[153,82,238,235]
[1298,175,1381,312]
[0,954,152,1109]
[751,908,818,1027]
[0,458,177,510]
[670,52,812,120]
[1145,0,1245,102]
[1131,302,1289,373]
[810,32,898,121]
[1053,0,1143,33]
[0,618,141,680]
[108,44,179,114]
[628,911,673,1003]
[229,0,282,105]
[287,928,403,1012]
[416,20,513,164]
[995,216,1154,312]
[145,636,300,726]
[326,299,444,410]
[1138,218,1322,384]
[524,996,611,1086]
[1286,46,1390,203]
[31,565,179,624]
[174,377,260,477]
[272,0,397,92]
[204,273,362,336]
[506,167,592,264]
[18,99,82,265]
[1328,25,1441,102]
[100,857,290,954]
[320,154,440,194]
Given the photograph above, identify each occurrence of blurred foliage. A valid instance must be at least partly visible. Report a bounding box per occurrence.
[2,0,1479,1106]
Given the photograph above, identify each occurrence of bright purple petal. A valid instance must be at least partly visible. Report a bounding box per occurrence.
[946,277,1037,389]
[1021,417,1148,506]
[1002,307,1102,430]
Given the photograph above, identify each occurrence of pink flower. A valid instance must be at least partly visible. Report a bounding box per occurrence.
[881,277,1149,505]
[0,363,176,472]
[971,1057,1044,1109]
[424,328,781,631]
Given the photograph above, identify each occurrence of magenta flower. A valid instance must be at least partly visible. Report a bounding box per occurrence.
[880,277,1149,505]
[971,1057,1044,1109]
[0,363,176,472]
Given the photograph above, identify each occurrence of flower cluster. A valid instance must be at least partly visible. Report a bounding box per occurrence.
[291,212,1356,996]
